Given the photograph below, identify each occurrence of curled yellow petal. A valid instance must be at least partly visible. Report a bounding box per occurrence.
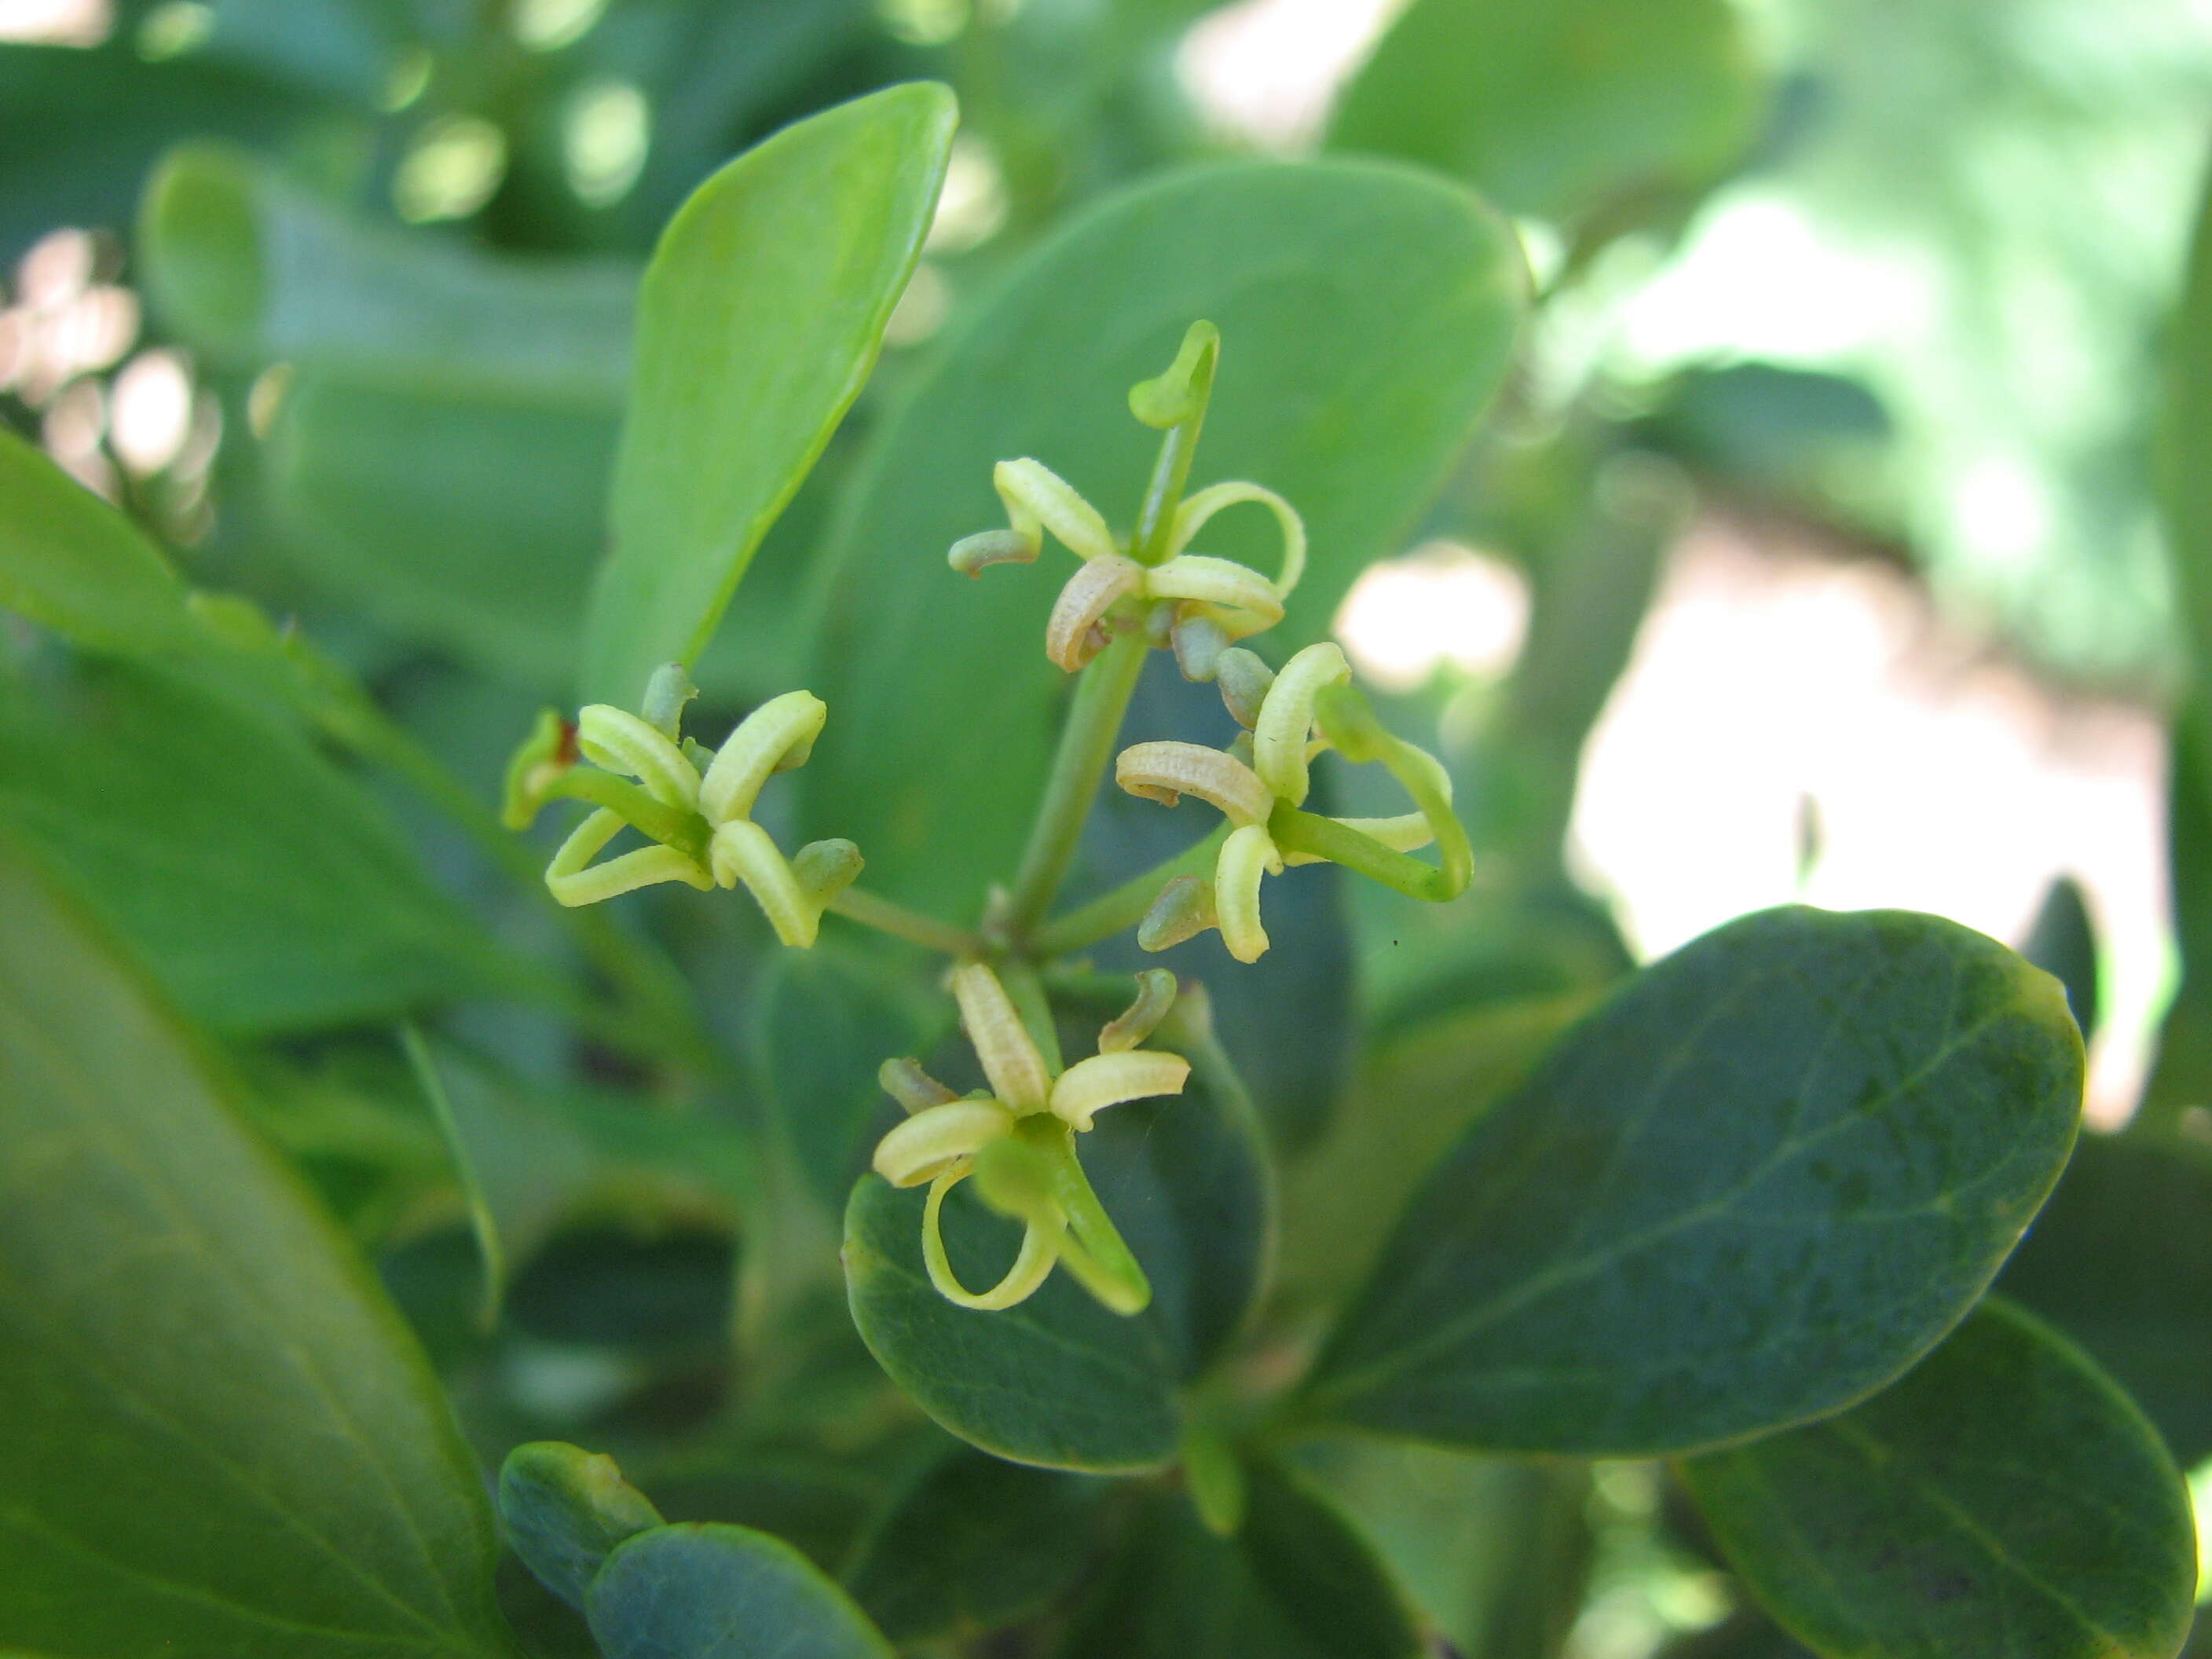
[949,961,1053,1111]
[1114,741,1273,826]
[546,809,712,906]
[1253,642,1350,806]
[1281,811,1434,867]
[576,705,701,812]
[1144,555,1285,633]
[1166,480,1306,599]
[1049,1050,1191,1132]
[1045,554,1144,672]
[709,819,821,947]
[922,1170,1064,1310]
[881,1057,958,1115]
[1098,967,1178,1053]
[872,1099,1016,1187]
[698,690,826,825]
[1215,822,1283,964]
[995,457,1119,562]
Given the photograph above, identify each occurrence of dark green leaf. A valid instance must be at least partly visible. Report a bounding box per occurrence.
[0,657,523,1034]
[1329,0,1767,224]
[801,156,1525,919]
[842,1173,1181,1472]
[1681,1299,2197,1659]
[1057,1458,1422,1659]
[0,834,511,1658]
[587,1522,892,1659]
[498,1443,663,1614]
[1301,906,2085,1456]
[2144,715,2212,1126]
[582,81,957,705]
[141,145,635,398]
[2020,873,2100,1039]
[266,375,619,687]
[841,1444,1111,1643]
[1997,1129,2212,1466]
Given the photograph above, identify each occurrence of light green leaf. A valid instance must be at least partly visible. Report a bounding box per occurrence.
[840,1443,1111,1645]
[800,156,1525,919]
[1681,1299,2198,1659]
[0,657,523,1034]
[842,1173,1181,1472]
[588,1522,892,1659]
[1300,906,2084,1456]
[0,834,511,1658]
[582,80,957,706]
[141,144,635,400]
[1328,0,1767,224]
[1057,1457,1423,1659]
[0,430,196,657]
[266,374,619,687]
[1997,1130,2212,1467]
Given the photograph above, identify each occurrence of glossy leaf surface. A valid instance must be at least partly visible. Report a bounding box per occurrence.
[1302,906,2084,1456]
[843,1173,1181,1471]
[1057,1459,1422,1659]
[803,157,1525,917]
[588,1522,892,1659]
[583,81,956,705]
[1682,1300,2197,1659]
[1329,0,1766,223]
[0,837,510,1657]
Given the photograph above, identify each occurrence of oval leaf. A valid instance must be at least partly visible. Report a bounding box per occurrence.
[0,430,195,657]
[582,80,957,706]
[587,1522,891,1659]
[842,1173,1181,1472]
[0,836,509,1657]
[1300,906,2084,1456]
[1329,0,1767,224]
[1058,1457,1423,1659]
[1680,1299,2198,1659]
[800,156,1525,918]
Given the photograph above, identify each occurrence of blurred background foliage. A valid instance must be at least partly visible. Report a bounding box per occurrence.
[5,0,2212,1654]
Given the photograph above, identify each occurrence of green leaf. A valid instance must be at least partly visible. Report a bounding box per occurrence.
[0,833,511,1658]
[840,1443,1111,1644]
[752,939,946,1214]
[842,1173,1181,1472]
[1328,0,1767,225]
[581,80,957,706]
[1680,1299,2198,1659]
[2020,873,2100,1039]
[0,657,522,1034]
[587,1522,892,1659]
[1997,1130,2212,1467]
[1300,905,2085,1456]
[266,374,620,687]
[141,144,635,399]
[0,430,196,657]
[801,157,1525,919]
[1057,1457,1423,1659]
[498,1443,663,1614]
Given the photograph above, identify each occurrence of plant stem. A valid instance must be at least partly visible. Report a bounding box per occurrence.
[1027,822,1230,958]
[826,885,979,957]
[1269,805,1453,902]
[1130,327,1218,565]
[1002,628,1150,937]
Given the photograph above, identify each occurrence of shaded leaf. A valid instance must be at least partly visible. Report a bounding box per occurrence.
[499,1443,663,1615]
[0,430,197,657]
[841,1443,1111,1644]
[0,834,511,1657]
[1057,1458,1422,1659]
[802,156,1525,919]
[1681,1299,2197,1659]
[582,80,957,705]
[1301,906,2084,1456]
[2020,873,2100,1039]
[587,1522,892,1659]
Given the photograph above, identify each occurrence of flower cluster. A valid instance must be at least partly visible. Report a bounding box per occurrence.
[870,963,1187,1313]
[503,668,859,947]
